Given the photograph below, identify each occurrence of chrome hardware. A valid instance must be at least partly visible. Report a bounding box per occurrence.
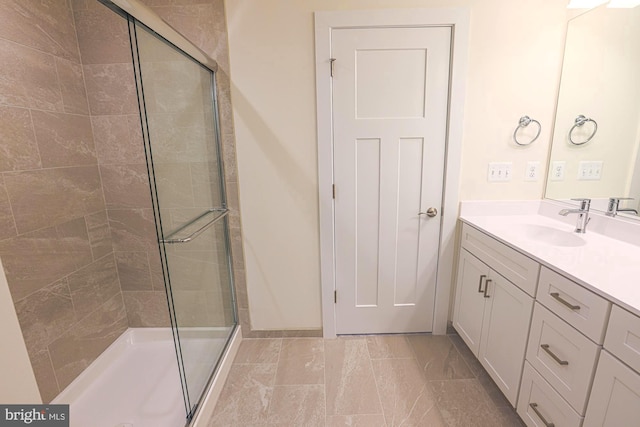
[161,208,228,244]
[513,115,541,146]
[606,197,633,217]
[550,292,581,311]
[419,207,438,218]
[569,115,598,145]
[483,279,491,298]
[529,403,555,427]
[558,198,590,233]
[478,274,487,293]
[540,344,569,366]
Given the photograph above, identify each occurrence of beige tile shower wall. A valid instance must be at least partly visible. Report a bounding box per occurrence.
[142,0,250,334]
[71,0,171,329]
[0,1,127,402]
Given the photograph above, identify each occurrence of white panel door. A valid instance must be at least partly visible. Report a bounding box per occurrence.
[332,27,451,334]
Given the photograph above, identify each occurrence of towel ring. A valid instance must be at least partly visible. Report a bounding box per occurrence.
[569,115,598,145]
[513,116,541,146]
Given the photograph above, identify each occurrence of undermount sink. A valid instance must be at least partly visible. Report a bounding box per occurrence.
[518,223,586,247]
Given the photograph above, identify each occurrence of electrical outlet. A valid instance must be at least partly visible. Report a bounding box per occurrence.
[577,161,603,180]
[488,162,512,182]
[524,161,540,182]
[550,161,566,181]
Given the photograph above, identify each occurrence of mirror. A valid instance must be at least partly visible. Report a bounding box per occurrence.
[545,5,640,218]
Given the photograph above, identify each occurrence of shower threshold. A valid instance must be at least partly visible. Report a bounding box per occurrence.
[52,327,230,427]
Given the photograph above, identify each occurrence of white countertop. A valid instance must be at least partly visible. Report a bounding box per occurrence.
[459,201,640,318]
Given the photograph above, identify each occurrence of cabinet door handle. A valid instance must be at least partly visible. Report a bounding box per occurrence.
[478,274,486,293]
[550,292,580,311]
[540,344,569,366]
[483,279,491,298]
[529,403,555,427]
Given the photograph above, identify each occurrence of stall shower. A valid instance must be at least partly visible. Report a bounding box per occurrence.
[0,0,239,425]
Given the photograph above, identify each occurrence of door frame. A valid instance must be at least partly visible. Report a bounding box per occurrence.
[315,8,470,338]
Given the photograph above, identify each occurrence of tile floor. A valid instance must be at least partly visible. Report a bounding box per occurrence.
[207,333,525,426]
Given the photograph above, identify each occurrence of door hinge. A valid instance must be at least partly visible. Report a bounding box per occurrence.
[330,58,336,77]
[332,184,336,199]
[334,290,337,303]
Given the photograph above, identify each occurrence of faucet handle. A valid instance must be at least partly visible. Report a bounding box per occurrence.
[607,197,634,217]
[571,198,591,210]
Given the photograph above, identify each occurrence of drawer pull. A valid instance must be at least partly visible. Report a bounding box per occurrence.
[478,274,486,293]
[550,292,580,311]
[529,403,555,427]
[484,279,491,298]
[540,344,569,366]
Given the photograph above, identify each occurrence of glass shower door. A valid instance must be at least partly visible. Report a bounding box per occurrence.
[130,20,236,419]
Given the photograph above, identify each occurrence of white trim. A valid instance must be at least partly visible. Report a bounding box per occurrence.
[314,8,470,337]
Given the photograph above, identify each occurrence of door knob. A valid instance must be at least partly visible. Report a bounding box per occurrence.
[418,207,438,218]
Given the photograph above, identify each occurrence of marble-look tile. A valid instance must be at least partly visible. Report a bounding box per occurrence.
[408,334,475,380]
[48,293,127,390]
[163,251,222,292]
[74,7,131,65]
[100,164,152,209]
[122,290,170,327]
[448,334,484,377]
[371,358,444,426]
[430,378,519,427]
[0,106,41,172]
[0,0,79,61]
[0,39,64,112]
[4,166,104,234]
[0,175,17,240]
[115,251,153,291]
[147,113,212,164]
[152,162,196,208]
[275,338,324,385]
[172,290,217,327]
[266,385,325,426]
[85,210,113,260]
[108,208,158,252]
[31,110,97,168]
[366,335,414,359]
[0,217,93,300]
[55,58,89,115]
[234,339,281,364]
[14,279,76,354]
[234,268,249,310]
[83,63,138,115]
[209,363,276,426]
[327,414,387,426]
[28,349,60,404]
[92,115,145,165]
[325,338,383,416]
[148,250,165,291]
[477,370,513,409]
[67,254,121,320]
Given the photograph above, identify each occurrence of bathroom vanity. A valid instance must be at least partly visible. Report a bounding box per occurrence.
[453,201,640,427]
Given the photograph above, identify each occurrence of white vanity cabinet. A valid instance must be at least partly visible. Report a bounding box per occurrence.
[453,224,538,406]
[583,306,640,426]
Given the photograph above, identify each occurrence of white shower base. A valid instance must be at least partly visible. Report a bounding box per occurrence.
[52,327,232,427]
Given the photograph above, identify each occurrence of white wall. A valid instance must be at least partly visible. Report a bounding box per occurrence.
[225,0,567,330]
[0,257,41,403]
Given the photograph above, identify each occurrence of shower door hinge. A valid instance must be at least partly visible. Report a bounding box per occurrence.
[332,184,336,199]
[334,290,337,303]
[330,58,336,77]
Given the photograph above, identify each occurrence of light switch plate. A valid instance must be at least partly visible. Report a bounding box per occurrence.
[577,161,603,180]
[488,162,512,182]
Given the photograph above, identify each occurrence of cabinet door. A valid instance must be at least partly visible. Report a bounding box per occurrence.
[453,249,490,356]
[479,272,534,406]
[583,351,640,427]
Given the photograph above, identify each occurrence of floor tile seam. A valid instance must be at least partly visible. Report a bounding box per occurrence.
[446,334,481,379]
[366,341,387,425]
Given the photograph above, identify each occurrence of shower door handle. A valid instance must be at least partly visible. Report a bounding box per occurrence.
[162,209,228,244]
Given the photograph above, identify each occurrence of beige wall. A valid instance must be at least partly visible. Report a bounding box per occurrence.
[225,0,568,330]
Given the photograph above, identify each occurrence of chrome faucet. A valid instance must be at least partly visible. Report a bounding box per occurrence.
[558,198,591,233]
[606,197,633,217]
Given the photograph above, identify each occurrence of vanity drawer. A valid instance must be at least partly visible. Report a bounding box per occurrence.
[536,266,611,343]
[460,223,540,296]
[526,303,600,414]
[604,305,640,373]
[517,362,583,427]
